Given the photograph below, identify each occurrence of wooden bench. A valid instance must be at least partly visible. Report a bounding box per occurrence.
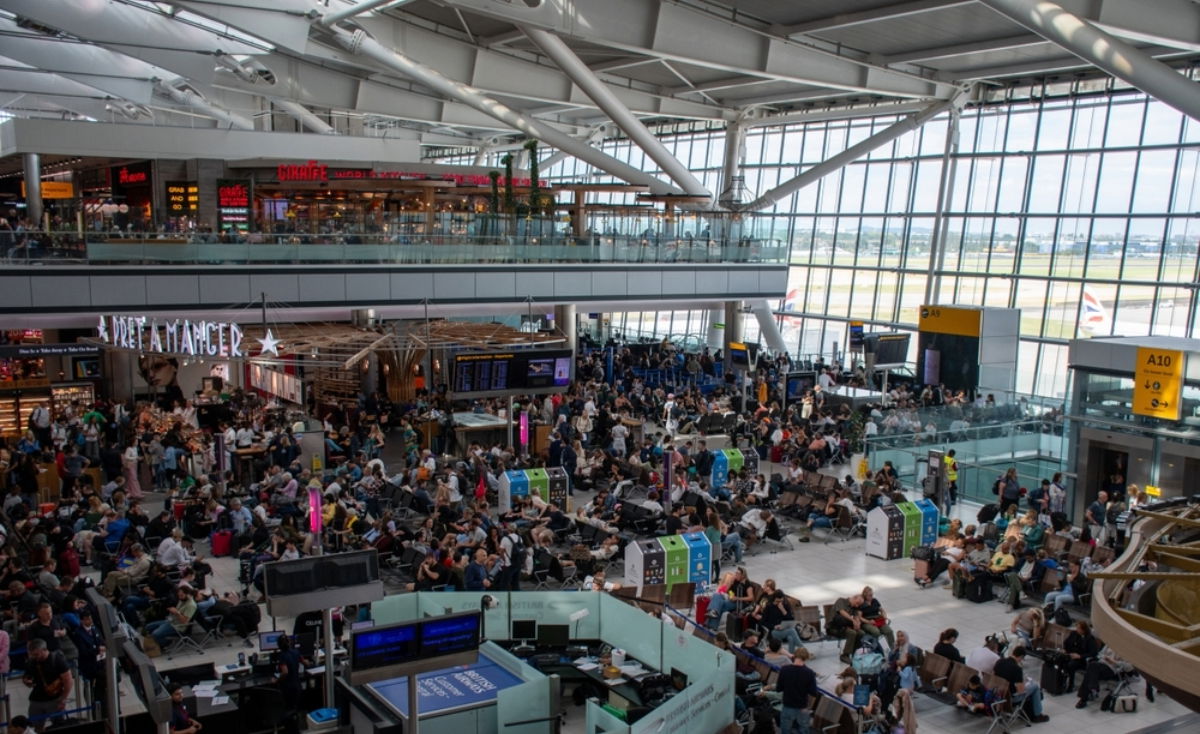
[918,650,953,691]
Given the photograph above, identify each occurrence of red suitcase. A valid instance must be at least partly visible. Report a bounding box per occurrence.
[695,594,710,623]
[210,529,234,557]
[770,445,783,463]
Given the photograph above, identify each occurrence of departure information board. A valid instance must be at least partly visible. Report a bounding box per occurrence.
[452,348,573,398]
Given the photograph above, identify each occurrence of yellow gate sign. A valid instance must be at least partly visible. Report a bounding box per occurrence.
[1133,347,1185,420]
[1145,485,1162,498]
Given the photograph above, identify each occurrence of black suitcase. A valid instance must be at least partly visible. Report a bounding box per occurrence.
[967,577,994,603]
[977,503,1000,523]
[1040,655,1071,695]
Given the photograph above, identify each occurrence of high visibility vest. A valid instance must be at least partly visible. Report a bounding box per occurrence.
[944,455,958,481]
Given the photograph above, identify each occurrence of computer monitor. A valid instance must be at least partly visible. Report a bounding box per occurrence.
[536,623,569,648]
[511,619,537,642]
[671,667,688,692]
[259,630,286,652]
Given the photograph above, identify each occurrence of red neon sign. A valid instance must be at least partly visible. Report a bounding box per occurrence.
[218,183,250,207]
[276,160,328,182]
[117,167,148,185]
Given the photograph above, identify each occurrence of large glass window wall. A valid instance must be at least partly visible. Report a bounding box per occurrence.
[429,81,1200,397]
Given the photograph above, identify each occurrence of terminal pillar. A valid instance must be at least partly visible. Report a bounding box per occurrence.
[723,300,743,366]
[23,153,42,229]
[554,304,577,352]
[706,307,724,350]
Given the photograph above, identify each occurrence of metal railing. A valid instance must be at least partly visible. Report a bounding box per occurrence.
[2,230,789,266]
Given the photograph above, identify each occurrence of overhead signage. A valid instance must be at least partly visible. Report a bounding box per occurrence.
[165,181,199,215]
[0,343,98,358]
[451,348,573,398]
[918,305,982,337]
[217,179,251,231]
[1133,347,1185,420]
[97,315,245,358]
[21,181,75,199]
[275,159,541,187]
[849,321,864,350]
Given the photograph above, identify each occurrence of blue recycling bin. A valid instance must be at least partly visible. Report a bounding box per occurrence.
[682,531,713,585]
[914,498,940,546]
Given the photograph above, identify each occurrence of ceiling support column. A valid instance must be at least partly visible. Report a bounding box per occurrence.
[23,152,42,229]
[524,27,711,201]
[979,0,1200,122]
[741,97,956,212]
[273,99,337,134]
[328,28,682,196]
[155,82,255,130]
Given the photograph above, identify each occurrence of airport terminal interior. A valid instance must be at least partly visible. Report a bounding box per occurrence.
[1,0,1199,733]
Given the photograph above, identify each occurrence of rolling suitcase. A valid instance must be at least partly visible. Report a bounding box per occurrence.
[210,529,234,557]
[1040,652,1071,695]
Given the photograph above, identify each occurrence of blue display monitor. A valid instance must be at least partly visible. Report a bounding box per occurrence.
[419,613,481,658]
[349,611,482,685]
[259,630,287,652]
[351,623,419,672]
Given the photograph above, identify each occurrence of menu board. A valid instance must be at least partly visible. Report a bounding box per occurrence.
[451,348,573,398]
[217,179,250,231]
[165,181,199,215]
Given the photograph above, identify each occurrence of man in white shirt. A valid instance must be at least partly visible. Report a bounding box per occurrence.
[235,424,255,448]
[157,529,201,569]
[818,370,835,391]
[964,637,1002,674]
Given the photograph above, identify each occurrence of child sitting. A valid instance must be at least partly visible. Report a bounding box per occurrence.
[956,674,987,714]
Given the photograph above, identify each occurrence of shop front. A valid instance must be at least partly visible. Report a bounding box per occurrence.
[239,159,552,240]
[0,329,100,437]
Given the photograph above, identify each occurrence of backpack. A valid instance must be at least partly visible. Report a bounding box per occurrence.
[506,533,527,570]
[1053,607,1072,627]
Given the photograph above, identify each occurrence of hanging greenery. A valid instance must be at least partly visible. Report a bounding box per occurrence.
[487,170,500,214]
[525,139,541,214]
[501,154,515,213]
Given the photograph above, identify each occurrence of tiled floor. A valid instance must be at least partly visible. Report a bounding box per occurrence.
[16,464,1192,733]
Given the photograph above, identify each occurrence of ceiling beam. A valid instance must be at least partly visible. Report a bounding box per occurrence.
[980,0,1200,122]
[439,0,956,100]
[775,0,974,37]
[881,34,1048,65]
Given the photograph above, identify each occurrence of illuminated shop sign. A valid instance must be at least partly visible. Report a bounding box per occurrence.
[115,166,149,185]
[165,181,199,215]
[217,179,251,231]
[275,159,540,187]
[97,315,245,358]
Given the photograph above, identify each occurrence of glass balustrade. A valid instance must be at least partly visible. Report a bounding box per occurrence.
[2,231,789,266]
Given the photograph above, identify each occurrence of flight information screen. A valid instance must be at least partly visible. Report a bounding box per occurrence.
[452,349,573,398]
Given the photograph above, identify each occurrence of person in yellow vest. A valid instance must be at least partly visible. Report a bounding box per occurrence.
[944,449,959,506]
[757,379,768,407]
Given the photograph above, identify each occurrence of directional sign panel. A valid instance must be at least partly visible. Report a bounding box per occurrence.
[1133,347,1185,420]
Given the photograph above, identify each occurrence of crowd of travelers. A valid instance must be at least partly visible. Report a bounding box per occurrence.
[0,336,1158,733]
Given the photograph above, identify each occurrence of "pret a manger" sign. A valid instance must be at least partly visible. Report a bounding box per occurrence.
[98,315,245,358]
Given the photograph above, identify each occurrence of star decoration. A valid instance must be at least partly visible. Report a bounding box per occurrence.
[259,329,281,357]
